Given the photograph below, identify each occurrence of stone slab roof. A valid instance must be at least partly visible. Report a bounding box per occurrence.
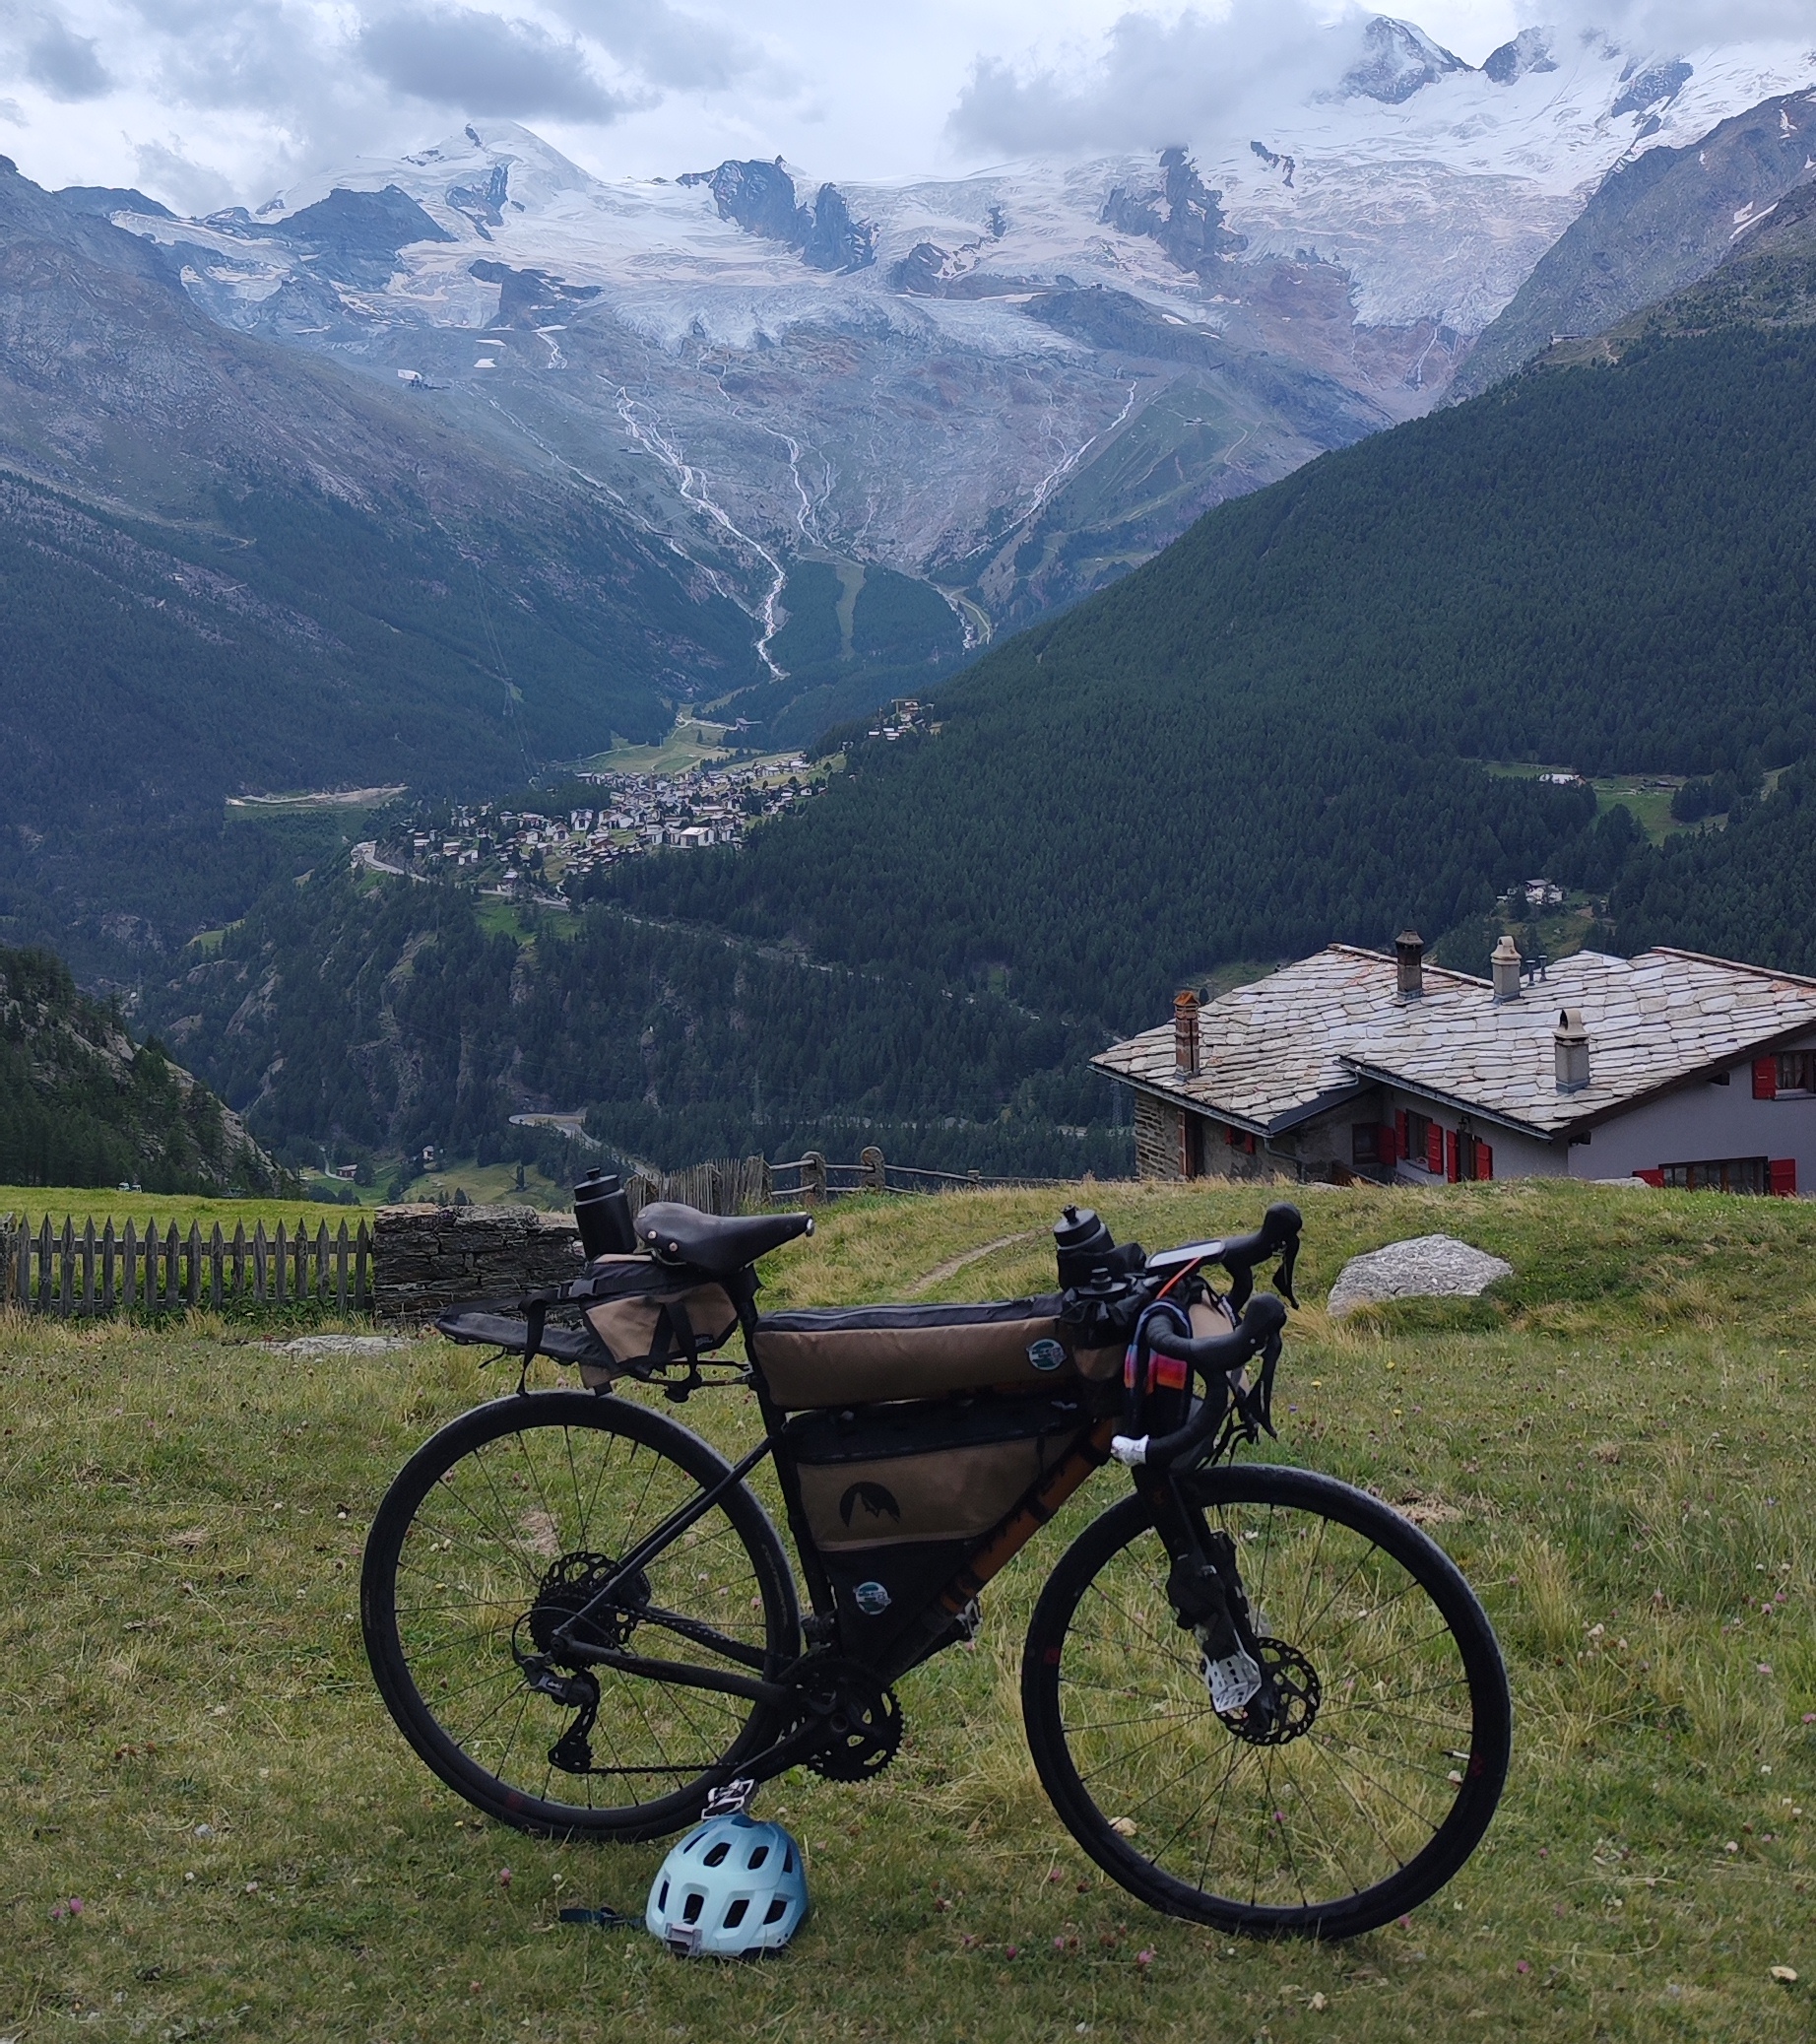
[1093,945,1816,1139]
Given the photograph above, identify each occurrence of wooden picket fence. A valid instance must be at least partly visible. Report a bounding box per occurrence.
[0,1214,371,1317]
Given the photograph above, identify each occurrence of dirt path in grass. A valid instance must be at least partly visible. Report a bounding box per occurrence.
[909,1230,1044,1294]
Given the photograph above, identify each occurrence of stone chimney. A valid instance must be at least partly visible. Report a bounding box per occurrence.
[1174,990,1201,1078]
[1491,934,1523,1004]
[1554,1008,1589,1092]
[1395,930,1425,1000]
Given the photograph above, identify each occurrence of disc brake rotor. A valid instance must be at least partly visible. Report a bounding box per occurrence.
[1218,1637,1321,1747]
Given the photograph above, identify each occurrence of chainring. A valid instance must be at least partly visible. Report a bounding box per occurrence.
[1218,1637,1322,1747]
[798,1656,904,1782]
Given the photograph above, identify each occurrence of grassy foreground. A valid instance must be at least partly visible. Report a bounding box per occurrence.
[2,1178,1813,2040]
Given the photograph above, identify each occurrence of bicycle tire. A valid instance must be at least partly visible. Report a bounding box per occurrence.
[1021,1463,1510,1938]
[361,1391,800,1841]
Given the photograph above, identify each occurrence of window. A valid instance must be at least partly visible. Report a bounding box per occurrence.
[1777,1051,1816,1094]
[1403,1111,1433,1169]
[1661,1156,1769,1195]
[1457,1132,1494,1182]
[1351,1123,1380,1165]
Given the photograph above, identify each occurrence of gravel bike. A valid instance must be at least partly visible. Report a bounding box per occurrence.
[361,1180,1510,1938]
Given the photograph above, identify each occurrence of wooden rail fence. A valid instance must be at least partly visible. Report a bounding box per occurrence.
[0,1215,371,1316]
[615,1150,1065,1217]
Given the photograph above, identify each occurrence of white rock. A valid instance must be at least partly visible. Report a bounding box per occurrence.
[1326,1235,1513,1317]
[270,1334,410,1356]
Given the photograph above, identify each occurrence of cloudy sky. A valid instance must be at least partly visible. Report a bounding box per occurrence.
[0,0,1802,211]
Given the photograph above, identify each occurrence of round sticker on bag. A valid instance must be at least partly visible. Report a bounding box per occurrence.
[1026,1338,1067,1371]
[853,1581,892,1615]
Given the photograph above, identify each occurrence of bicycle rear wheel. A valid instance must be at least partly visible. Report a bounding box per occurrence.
[1022,1464,1510,1938]
[361,1391,799,1841]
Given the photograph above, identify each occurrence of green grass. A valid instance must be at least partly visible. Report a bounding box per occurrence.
[581,721,733,776]
[403,1159,577,1213]
[1482,762,1688,846]
[0,1188,376,1234]
[472,900,581,945]
[3,1179,1814,2039]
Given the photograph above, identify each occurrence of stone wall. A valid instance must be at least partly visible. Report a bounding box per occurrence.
[1135,1094,1182,1179]
[373,1204,584,1322]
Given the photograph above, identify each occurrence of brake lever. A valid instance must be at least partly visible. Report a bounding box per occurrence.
[1274,1237,1300,1309]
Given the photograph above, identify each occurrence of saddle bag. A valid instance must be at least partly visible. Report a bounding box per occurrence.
[787,1391,1093,1637]
[573,1254,741,1387]
[749,1295,1122,1409]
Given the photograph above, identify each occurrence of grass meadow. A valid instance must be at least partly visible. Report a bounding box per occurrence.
[2,1177,1813,2040]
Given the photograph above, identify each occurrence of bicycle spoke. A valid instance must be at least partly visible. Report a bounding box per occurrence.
[373,1401,786,1832]
[1032,1480,1501,1928]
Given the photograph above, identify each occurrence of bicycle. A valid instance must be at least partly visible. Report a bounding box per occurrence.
[361,1182,1510,1939]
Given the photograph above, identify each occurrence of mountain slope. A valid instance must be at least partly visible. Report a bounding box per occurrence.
[602,314,1816,1037]
[0,945,281,1192]
[1452,89,1816,398]
[92,33,1816,650]
[143,868,1128,1177]
[0,155,760,967]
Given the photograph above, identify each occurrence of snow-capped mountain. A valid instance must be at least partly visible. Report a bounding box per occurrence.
[99,22,1816,671]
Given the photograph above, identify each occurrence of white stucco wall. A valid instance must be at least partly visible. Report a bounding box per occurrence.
[1373,1034,1816,1192]
[1565,1047,1816,1188]
[1378,1088,1564,1184]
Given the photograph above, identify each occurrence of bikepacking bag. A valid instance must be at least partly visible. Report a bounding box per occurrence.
[573,1254,740,1388]
[434,1253,741,1384]
[749,1296,1123,1410]
[787,1390,1096,1636]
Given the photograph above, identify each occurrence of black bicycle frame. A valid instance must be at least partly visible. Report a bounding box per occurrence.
[535,1283,1226,1717]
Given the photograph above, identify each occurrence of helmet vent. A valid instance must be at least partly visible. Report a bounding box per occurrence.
[764,1897,789,1925]
[747,1844,769,1869]
[783,1848,796,1874]
[724,1898,749,1929]
[681,1891,705,1925]
[656,1879,669,1910]
[703,1841,731,1867]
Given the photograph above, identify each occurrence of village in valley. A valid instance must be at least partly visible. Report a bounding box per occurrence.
[354,734,825,900]
[352,701,937,900]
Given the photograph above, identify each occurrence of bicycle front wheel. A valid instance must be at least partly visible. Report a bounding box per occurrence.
[1022,1464,1510,1938]
[361,1391,800,1841]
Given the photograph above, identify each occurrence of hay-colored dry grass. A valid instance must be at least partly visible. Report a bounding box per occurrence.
[2,1178,1813,2040]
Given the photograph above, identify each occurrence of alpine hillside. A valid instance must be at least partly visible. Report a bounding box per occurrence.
[0,945,282,1193]
[94,24,1816,687]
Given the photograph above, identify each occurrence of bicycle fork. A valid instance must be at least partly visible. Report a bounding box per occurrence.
[1142,1475,1267,1717]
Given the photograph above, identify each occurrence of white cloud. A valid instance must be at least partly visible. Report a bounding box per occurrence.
[0,0,1810,208]
[27,15,112,98]
[951,1,1366,156]
[357,6,640,122]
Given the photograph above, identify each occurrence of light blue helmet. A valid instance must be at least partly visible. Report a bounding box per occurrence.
[646,1806,809,1957]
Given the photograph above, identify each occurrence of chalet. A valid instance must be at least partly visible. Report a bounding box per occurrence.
[1095,935,1816,1194]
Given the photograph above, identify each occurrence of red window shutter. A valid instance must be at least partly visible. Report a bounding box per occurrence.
[1476,1141,1493,1181]
[1634,1168,1665,1187]
[1396,1110,1409,1159]
[1426,1122,1443,1174]
[1245,1132,1257,1154]
[1225,1123,1240,1147]
[1380,1123,1398,1166]
[1771,1157,1797,1197]
[1446,1129,1460,1182]
[1754,1056,1779,1098]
